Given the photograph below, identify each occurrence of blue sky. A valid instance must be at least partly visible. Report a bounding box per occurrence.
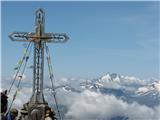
[1,1,159,79]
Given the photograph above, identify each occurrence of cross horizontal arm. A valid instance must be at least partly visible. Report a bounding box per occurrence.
[9,32,35,42]
[9,32,69,43]
[45,33,69,43]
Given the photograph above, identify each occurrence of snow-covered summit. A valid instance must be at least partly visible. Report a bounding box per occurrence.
[99,73,120,83]
[137,81,160,95]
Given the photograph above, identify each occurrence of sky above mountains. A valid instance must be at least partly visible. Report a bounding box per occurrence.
[1,1,159,79]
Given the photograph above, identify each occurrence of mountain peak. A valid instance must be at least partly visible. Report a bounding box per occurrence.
[99,73,120,83]
[101,73,111,81]
[151,81,160,92]
[136,80,160,95]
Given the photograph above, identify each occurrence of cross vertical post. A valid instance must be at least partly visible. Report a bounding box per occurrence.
[31,8,46,104]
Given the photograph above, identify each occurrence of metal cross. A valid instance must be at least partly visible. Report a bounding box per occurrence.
[9,8,69,104]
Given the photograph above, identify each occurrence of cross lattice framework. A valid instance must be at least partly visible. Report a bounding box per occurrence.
[9,8,69,104]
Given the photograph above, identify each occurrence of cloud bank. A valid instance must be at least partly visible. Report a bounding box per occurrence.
[1,75,160,120]
[65,90,160,120]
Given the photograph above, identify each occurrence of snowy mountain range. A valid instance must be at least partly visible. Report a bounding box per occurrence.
[2,72,159,120]
[46,73,159,120]
[54,73,160,107]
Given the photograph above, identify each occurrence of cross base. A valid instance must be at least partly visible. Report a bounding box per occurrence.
[19,102,56,120]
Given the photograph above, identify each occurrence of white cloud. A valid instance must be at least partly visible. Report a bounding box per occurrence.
[65,90,160,120]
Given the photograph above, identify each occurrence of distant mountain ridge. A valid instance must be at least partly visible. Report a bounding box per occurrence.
[54,73,160,107]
